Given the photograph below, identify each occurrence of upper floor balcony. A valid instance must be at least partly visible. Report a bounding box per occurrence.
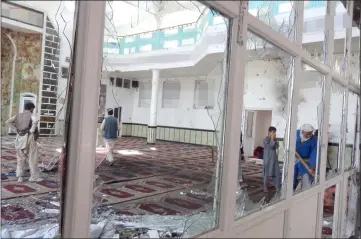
[103,1,356,57]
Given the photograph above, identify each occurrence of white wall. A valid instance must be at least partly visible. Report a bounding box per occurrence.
[243,59,289,138]
[101,78,135,123]
[132,76,223,130]
[103,54,358,144]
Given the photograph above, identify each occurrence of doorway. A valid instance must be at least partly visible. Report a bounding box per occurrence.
[113,107,122,136]
[19,93,37,113]
[243,109,273,157]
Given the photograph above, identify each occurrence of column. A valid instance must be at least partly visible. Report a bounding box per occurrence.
[147,69,160,144]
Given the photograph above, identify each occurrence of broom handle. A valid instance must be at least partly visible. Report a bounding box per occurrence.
[295,152,315,177]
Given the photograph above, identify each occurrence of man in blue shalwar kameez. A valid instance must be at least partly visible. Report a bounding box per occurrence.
[293,124,318,191]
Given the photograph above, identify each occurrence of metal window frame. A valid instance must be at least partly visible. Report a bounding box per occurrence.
[62,1,360,238]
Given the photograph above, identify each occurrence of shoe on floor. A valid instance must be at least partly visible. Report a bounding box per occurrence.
[29,177,43,182]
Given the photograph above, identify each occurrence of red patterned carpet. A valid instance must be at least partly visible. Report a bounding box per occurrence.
[1,136,268,226]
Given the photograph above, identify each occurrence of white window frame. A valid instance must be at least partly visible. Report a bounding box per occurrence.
[138,81,152,108]
[162,80,181,108]
[62,1,360,238]
[193,79,214,109]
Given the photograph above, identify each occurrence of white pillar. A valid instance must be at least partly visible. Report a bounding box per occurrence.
[147,69,160,144]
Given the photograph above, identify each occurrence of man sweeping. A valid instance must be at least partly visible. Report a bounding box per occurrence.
[293,124,318,191]
[5,102,42,182]
[100,108,119,166]
[263,126,281,192]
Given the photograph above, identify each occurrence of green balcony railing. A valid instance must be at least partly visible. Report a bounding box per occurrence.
[103,9,225,55]
[103,1,327,55]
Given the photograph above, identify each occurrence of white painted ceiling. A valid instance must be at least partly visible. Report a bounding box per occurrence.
[107,53,224,79]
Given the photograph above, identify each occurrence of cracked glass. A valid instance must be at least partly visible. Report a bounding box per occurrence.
[326,81,344,180]
[248,1,296,42]
[1,0,76,237]
[302,0,327,62]
[344,91,359,171]
[333,1,348,76]
[91,1,230,238]
[293,62,325,195]
[350,30,359,86]
[342,174,360,237]
[235,31,294,218]
[322,184,337,238]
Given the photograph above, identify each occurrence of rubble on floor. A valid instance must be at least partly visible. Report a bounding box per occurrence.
[1,211,218,238]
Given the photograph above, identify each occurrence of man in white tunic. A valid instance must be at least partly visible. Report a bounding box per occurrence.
[100,108,119,166]
[5,102,42,182]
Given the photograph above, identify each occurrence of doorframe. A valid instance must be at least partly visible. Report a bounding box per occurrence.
[113,106,122,136]
[19,92,37,113]
[62,1,360,238]
[242,107,273,157]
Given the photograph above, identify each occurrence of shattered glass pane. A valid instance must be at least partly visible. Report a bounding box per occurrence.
[236,31,295,218]
[1,0,76,237]
[333,1,348,76]
[92,1,229,238]
[248,1,296,42]
[302,1,327,62]
[344,91,358,171]
[322,185,337,238]
[350,34,359,86]
[326,81,344,180]
[342,174,359,238]
[293,63,325,195]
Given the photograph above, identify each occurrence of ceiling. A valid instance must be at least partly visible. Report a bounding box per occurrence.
[107,53,224,79]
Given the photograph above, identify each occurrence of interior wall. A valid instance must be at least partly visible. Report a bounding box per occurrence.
[102,53,358,141]
[101,77,135,123]
[1,27,42,135]
[131,76,222,130]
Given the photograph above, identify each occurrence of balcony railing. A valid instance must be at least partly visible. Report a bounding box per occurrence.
[103,9,226,55]
[103,1,327,56]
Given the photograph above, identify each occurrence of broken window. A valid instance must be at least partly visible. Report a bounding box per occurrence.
[293,63,325,194]
[342,174,359,237]
[302,1,326,62]
[248,1,296,42]
[333,1,348,76]
[344,91,358,170]
[236,31,295,218]
[0,0,76,237]
[89,1,230,238]
[326,81,344,179]
[322,185,337,238]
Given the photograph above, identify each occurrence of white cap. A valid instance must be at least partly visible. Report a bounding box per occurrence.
[300,124,315,132]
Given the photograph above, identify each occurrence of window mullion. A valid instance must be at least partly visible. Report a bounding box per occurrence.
[61,1,106,237]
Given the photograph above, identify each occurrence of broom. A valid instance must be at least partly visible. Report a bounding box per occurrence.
[295,152,315,177]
